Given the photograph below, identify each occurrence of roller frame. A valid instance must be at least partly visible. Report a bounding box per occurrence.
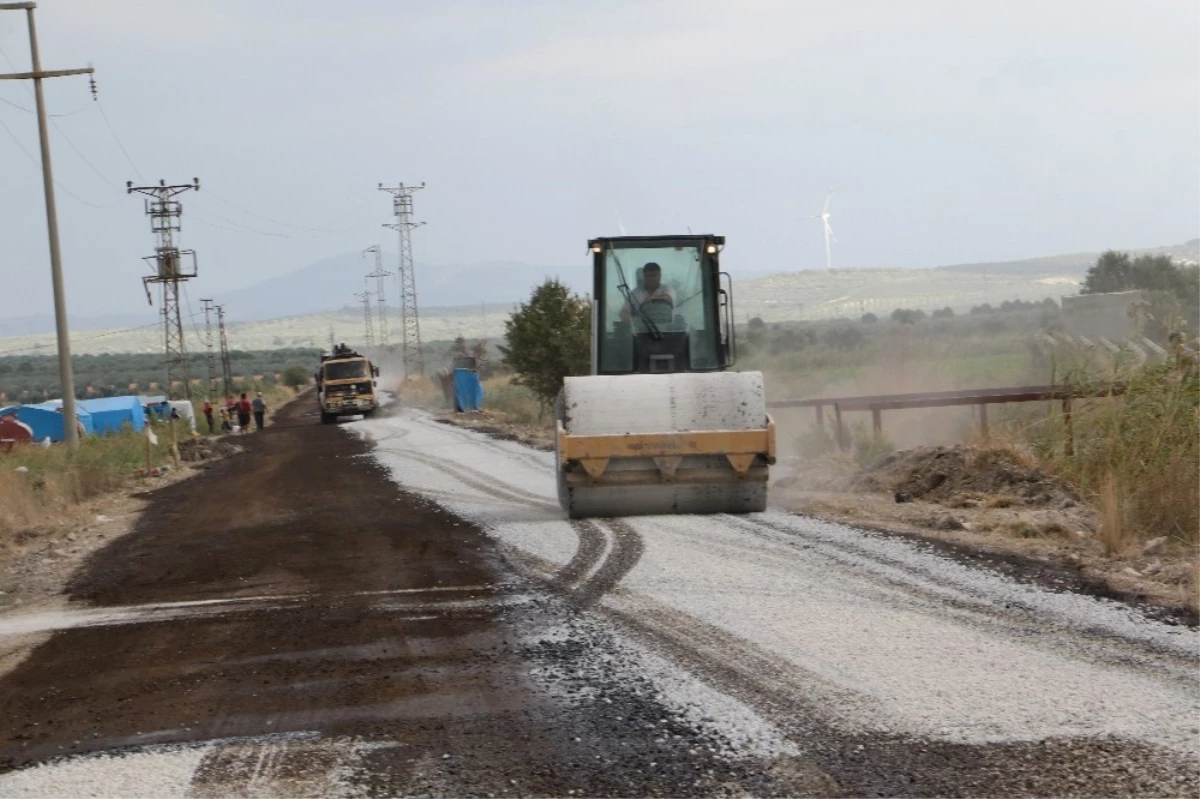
[557,418,776,487]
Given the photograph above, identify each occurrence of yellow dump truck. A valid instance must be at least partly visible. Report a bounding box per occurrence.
[316,344,381,424]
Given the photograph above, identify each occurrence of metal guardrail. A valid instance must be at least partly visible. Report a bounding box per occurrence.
[768,383,1126,455]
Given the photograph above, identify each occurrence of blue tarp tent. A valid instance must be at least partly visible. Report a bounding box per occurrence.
[3,403,93,442]
[80,395,146,435]
[453,368,484,412]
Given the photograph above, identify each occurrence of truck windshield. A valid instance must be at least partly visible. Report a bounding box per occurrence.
[324,361,369,380]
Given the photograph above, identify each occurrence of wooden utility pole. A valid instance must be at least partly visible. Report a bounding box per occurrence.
[0,2,93,448]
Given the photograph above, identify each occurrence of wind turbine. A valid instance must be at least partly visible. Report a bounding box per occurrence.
[814,190,835,270]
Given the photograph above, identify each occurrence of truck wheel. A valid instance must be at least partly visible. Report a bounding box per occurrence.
[320,411,335,425]
[362,408,376,419]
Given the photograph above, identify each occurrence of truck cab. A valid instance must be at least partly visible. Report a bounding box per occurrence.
[316,344,381,424]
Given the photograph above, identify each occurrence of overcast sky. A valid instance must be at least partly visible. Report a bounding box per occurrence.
[1,0,1197,318]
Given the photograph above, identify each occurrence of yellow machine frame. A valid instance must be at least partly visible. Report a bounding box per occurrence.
[557,418,776,487]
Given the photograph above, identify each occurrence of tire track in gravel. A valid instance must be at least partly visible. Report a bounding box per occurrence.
[722,513,1200,678]
[548,520,609,592]
[386,447,561,513]
[570,519,646,609]
[592,586,1200,798]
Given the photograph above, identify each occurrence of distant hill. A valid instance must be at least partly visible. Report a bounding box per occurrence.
[1,239,1195,352]
[934,239,1200,276]
[209,253,590,323]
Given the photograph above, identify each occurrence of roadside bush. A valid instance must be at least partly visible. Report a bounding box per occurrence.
[499,279,590,412]
[1030,361,1199,551]
[0,428,175,547]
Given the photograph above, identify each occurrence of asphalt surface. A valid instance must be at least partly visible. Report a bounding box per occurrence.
[0,395,1196,797]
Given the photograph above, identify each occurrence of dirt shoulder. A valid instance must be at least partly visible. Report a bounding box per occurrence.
[773,446,1198,626]
[0,440,240,614]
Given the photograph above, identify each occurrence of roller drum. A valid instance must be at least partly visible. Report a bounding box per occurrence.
[556,371,772,518]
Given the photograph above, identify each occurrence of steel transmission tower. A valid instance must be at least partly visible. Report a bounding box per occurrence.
[363,245,392,346]
[216,304,233,397]
[200,298,217,400]
[356,289,375,347]
[128,178,200,399]
[378,182,426,377]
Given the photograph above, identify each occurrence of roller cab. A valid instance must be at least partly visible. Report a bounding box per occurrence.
[556,235,775,518]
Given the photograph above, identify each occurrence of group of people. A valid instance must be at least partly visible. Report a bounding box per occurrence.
[201,392,266,435]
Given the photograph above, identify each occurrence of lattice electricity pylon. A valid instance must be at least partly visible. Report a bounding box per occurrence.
[378,182,426,378]
[201,298,217,401]
[216,304,233,398]
[363,245,392,347]
[355,289,375,348]
[128,178,200,400]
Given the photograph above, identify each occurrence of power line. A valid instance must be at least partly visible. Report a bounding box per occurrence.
[202,190,374,235]
[188,201,375,239]
[0,320,163,356]
[95,99,142,182]
[0,94,90,116]
[0,108,119,208]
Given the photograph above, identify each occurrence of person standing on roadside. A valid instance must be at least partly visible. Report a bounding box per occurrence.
[252,391,266,431]
[202,400,215,434]
[237,392,252,434]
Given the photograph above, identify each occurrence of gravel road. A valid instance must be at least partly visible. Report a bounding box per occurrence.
[0,399,1196,797]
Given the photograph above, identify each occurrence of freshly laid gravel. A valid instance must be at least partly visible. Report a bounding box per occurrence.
[358,409,1200,758]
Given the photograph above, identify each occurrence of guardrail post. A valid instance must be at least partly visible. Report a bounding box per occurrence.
[834,404,847,452]
[871,406,882,438]
[815,403,824,429]
[1062,396,1074,456]
[978,404,988,439]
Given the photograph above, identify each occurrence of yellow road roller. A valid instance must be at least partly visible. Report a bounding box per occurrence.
[556,235,775,517]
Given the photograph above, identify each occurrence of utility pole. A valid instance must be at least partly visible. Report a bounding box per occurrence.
[363,245,392,347]
[0,2,94,448]
[216,304,233,398]
[200,298,217,401]
[127,178,200,400]
[356,289,375,348]
[379,182,426,378]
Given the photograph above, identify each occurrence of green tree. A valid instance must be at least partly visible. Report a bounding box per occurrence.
[1083,251,1199,303]
[281,366,310,389]
[499,279,591,411]
[891,308,925,324]
[17,361,33,374]
[823,325,865,351]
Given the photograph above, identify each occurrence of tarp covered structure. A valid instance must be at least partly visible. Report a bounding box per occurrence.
[79,395,147,435]
[0,404,93,443]
[453,368,484,412]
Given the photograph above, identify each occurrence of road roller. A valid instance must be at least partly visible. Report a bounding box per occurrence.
[556,234,776,518]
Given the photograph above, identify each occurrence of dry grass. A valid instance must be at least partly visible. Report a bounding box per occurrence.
[1031,362,1199,552]
[478,375,545,426]
[0,428,175,550]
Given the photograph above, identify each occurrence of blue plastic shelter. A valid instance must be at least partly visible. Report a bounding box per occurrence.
[80,395,146,435]
[3,404,94,442]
